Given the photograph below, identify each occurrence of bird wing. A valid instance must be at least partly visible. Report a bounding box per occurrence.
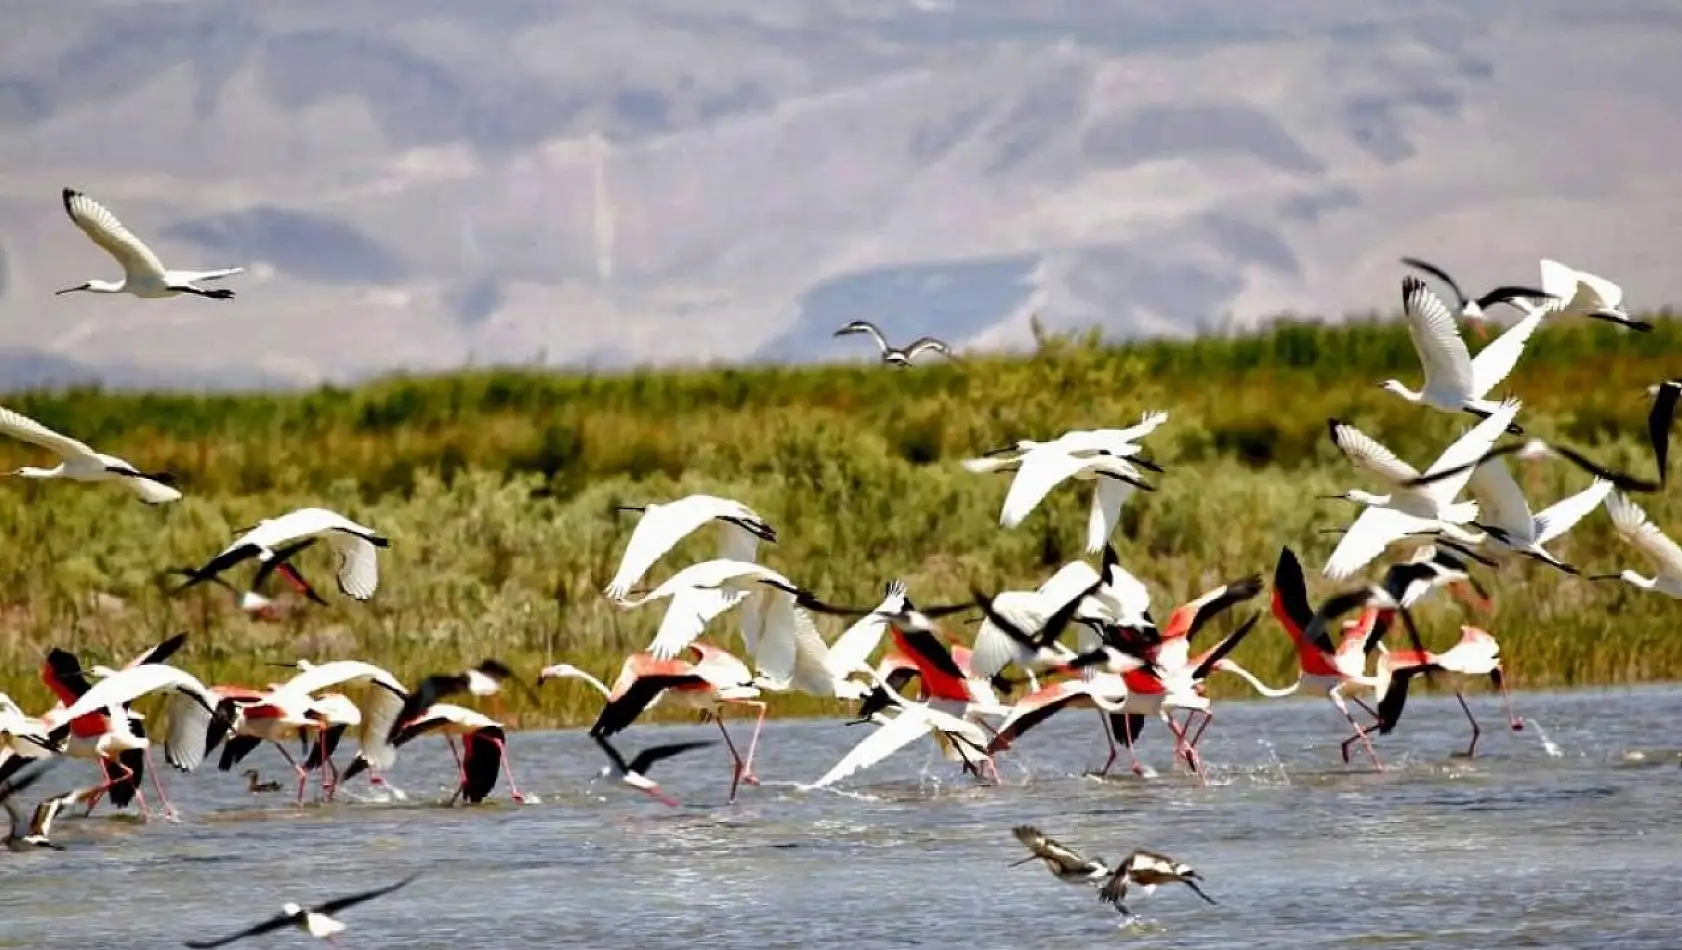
[1533,478,1614,547]
[627,739,716,776]
[56,664,214,726]
[1399,257,1468,310]
[605,496,746,600]
[1575,268,1624,309]
[1466,457,1533,538]
[1537,259,1582,310]
[1418,400,1523,507]
[648,587,747,660]
[175,267,245,283]
[0,405,98,460]
[1328,420,1421,486]
[837,320,891,354]
[1096,545,1154,626]
[1649,381,1679,486]
[969,591,1049,679]
[61,188,168,280]
[1270,547,1330,653]
[350,677,409,773]
[1086,473,1135,555]
[1323,507,1436,581]
[747,590,802,686]
[313,872,422,916]
[162,688,216,772]
[1606,492,1682,577]
[1011,825,1097,875]
[1164,575,1263,644]
[784,607,844,695]
[1468,303,1546,399]
[124,475,183,505]
[823,584,905,679]
[182,911,300,948]
[325,530,381,601]
[904,337,954,361]
[803,705,935,789]
[1401,276,1475,397]
[252,538,323,595]
[999,449,1091,527]
[127,632,189,669]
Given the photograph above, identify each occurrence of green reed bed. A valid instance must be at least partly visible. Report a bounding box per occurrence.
[0,312,1679,728]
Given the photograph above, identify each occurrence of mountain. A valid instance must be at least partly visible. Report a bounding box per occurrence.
[0,1,1679,387]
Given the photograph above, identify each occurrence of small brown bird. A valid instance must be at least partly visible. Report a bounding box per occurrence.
[1097,848,1218,917]
[243,769,282,794]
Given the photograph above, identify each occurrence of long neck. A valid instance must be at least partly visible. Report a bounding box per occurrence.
[1383,380,1422,401]
[1623,570,1658,589]
[571,672,614,698]
[1212,660,1301,698]
[13,465,62,479]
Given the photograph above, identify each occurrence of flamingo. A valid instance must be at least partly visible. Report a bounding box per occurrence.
[55,188,243,300]
[603,493,777,600]
[162,537,330,618]
[1374,625,1521,758]
[182,874,420,948]
[1379,276,1539,429]
[172,507,390,603]
[388,659,535,738]
[539,643,767,802]
[209,686,331,805]
[832,320,958,367]
[350,703,525,805]
[967,574,1104,690]
[244,660,410,796]
[0,404,181,504]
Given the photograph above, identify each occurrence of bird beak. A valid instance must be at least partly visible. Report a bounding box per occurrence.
[614,505,645,514]
[646,787,680,808]
[53,284,85,296]
[1315,493,1346,501]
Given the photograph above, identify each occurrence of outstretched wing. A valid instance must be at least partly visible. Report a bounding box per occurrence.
[0,405,98,460]
[314,872,422,916]
[1400,276,1475,397]
[181,911,299,949]
[1328,420,1421,485]
[62,187,167,280]
[1011,824,1095,874]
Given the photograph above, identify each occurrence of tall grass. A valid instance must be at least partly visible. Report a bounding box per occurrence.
[1,311,1678,728]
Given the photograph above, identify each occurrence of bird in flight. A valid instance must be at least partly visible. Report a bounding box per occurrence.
[0,404,181,504]
[56,188,244,300]
[181,873,419,947]
[833,320,958,367]
[1009,825,1217,918]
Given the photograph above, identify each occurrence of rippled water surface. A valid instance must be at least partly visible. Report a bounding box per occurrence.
[5,686,1682,949]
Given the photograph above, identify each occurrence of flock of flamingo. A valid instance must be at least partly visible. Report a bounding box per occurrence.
[1,206,1679,941]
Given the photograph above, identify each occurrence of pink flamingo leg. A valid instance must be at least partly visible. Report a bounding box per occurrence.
[141,748,178,821]
[487,736,525,804]
[273,743,311,805]
[1454,691,1483,759]
[1162,713,1206,785]
[83,757,136,817]
[1332,692,1383,770]
[1185,709,1214,749]
[1494,667,1523,732]
[1122,715,1148,777]
[728,699,767,786]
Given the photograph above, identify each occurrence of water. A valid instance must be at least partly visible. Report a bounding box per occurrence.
[5,686,1682,949]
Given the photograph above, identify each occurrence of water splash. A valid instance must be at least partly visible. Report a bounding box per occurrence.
[1259,738,1291,785]
[1523,718,1564,758]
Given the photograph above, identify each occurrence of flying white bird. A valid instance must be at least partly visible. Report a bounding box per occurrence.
[173,507,389,602]
[973,411,1171,465]
[1399,256,1554,337]
[1320,400,1521,580]
[1537,258,1651,332]
[798,670,995,790]
[55,188,243,300]
[0,404,181,504]
[614,558,823,682]
[44,663,221,773]
[1459,460,1612,573]
[1591,491,1682,598]
[603,494,777,600]
[1379,276,1537,432]
[182,873,419,948]
[968,444,1158,554]
[833,320,958,367]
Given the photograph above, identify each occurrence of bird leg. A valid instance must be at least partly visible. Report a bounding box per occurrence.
[272,742,312,806]
[1332,692,1383,770]
[142,748,179,822]
[1454,691,1483,759]
[83,758,138,817]
[1492,667,1523,732]
[1183,709,1215,750]
[724,698,767,787]
[1161,712,1206,785]
[1122,715,1149,778]
[711,709,749,803]
[1094,708,1119,776]
[485,736,525,804]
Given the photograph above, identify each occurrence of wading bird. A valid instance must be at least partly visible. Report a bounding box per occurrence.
[833,320,957,367]
[1374,625,1521,758]
[1,762,64,851]
[1538,258,1651,332]
[604,493,777,600]
[800,669,997,790]
[172,508,390,602]
[1591,491,1682,598]
[182,873,419,948]
[591,735,714,807]
[1379,276,1537,430]
[163,538,330,618]
[359,703,525,805]
[972,411,1171,468]
[0,404,181,504]
[242,769,281,794]
[388,659,533,738]
[1399,256,1553,338]
[540,644,767,801]
[1320,401,1521,579]
[56,188,244,300]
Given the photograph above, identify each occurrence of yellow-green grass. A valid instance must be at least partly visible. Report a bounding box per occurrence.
[1,310,1678,729]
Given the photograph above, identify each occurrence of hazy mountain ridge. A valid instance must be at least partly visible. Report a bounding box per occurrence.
[0,1,1679,388]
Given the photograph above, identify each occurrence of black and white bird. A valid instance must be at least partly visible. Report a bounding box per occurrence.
[182,873,419,948]
[603,493,777,600]
[1379,276,1536,431]
[833,320,957,367]
[1538,258,1652,332]
[1,762,64,851]
[171,507,390,603]
[1400,257,1553,337]
[56,188,244,300]
[164,537,330,617]
[591,734,714,807]
[386,659,535,744]
[1010,826,1217,918]
[0,404,181,504]
[1097,848,1218,917]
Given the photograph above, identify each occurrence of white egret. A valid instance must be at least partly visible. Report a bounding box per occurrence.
[1590,491,1682,598]
[1379,276,1538,431]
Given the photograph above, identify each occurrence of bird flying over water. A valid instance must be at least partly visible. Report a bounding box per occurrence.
[172,507,389,603]
[57,188,244,300]
[833,320,957,367]
[181,873,419,947]
[0,404,181,504]
[1009,825,1217,918]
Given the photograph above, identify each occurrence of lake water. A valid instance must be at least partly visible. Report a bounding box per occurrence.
[4,685,1682,949]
